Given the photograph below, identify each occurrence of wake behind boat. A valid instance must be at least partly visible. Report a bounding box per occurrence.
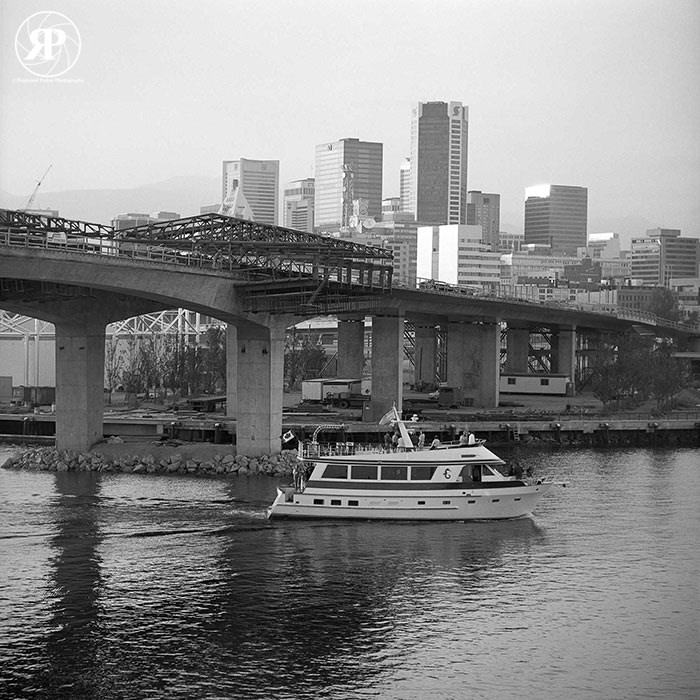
[267,407,566,520]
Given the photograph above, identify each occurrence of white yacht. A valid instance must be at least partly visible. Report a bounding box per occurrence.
[268,408,565,520]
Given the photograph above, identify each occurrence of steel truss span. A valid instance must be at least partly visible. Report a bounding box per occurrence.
[0,209,394,314]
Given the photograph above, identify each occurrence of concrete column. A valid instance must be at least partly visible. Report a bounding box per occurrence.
[369,314,404,420]
[337,318,365,378]
[445,321,500,408]
[234,322,285,457]
[225,324,238,419]
[54,319,106,452]
[553,326,577,389]
[504,324,530,374]
[413,323,437,388]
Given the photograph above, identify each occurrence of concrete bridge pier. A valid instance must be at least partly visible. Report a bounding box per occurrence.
[504,323,530,374]
[551,325,577,391]
[337,317,365,378]
[226,321,286,456]
[368,314,404,420]
[414,322,437,388]
[446,321,500,408]
[54,318,107,452]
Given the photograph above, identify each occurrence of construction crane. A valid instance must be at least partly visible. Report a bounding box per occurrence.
[24,164,52,211]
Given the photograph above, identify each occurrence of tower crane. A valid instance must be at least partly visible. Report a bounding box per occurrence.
[24,164,52,211]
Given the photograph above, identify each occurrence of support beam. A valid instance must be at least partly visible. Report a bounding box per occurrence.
[54,319,106,451]
[413,323,437,388]
[231,322,286,457]
[225,324,238,425]
[337,317,365,378]
[446,321,500,408]
[369,314,404,420]
[504,324,530,374]
[552,325,577,392]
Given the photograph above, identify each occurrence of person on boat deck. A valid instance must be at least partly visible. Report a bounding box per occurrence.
[468,432,476,445]
[458,431,469,445]
[418,431,426,449]
[383,432,392,452]
[429,436,440,450]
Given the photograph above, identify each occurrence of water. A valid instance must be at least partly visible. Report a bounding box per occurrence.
[1,445,698,699]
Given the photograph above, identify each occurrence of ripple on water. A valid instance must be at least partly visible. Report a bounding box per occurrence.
[1,449,699,699]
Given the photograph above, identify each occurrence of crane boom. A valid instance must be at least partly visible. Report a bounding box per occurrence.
[25,164,53,210]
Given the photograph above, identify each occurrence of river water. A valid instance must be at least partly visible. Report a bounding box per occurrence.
[1,445,698,699]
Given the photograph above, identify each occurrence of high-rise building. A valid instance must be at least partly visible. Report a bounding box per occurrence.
[409,101,469,225]
[630,228,700,287]
[283,178,315,232]
[314,138,383,234]
[523,184,588,255]
[416,224,500,288]
[112,212,153,230]
[221,158,279,225]
[399,157,411,213]
[466,190,500,249]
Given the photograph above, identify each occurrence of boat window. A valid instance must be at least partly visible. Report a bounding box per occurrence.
[410,466,437,480]
[331,499,341,506]
[322,464,348,479]
[381,465,407,480]
[442,500,451,505]
[417,500,426,505]
[348,500,359,506]
[350,465,378,480]
[313,498,324,505]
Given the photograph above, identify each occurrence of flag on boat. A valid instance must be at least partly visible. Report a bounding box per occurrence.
[378,405,399,425]
[282,430,295,443]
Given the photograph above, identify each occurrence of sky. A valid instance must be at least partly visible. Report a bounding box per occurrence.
[1,0,699,239]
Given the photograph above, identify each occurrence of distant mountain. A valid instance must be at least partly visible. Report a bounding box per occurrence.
[0,175,221,225]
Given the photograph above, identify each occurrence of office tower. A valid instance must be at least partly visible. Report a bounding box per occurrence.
[112,212,153,230]
[630,228,700,287]
[283,178,315,233]
[409,101,469,225]
[399,157,411,213]
[314,138,383,234]
[416,224,500,288]
[221,158,279,225]
[466,190,500,249]
[523,184,588,255]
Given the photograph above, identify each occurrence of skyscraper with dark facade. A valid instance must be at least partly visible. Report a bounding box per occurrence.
[523,184,588,255]
[409,101,469,225]
[467,190,500,250]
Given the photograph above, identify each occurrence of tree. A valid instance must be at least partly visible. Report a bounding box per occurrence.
[104,335,124,404]
[647,341,691,410]
[589,333,653,409]
[284,331,327,391]
[589,332,689,411]
[644,287,680,321]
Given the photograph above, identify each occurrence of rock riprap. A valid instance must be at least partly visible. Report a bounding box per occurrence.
[2,447,297,477]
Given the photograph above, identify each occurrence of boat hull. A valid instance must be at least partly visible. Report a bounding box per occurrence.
[267,483,555,521]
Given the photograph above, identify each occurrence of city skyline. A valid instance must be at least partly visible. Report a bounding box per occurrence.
[1,0,698,241]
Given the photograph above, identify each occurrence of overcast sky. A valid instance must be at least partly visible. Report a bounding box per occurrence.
[1,0,698,237]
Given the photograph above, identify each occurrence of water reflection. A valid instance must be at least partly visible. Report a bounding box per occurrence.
[208,511,543,696]
[36,472,104,698]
